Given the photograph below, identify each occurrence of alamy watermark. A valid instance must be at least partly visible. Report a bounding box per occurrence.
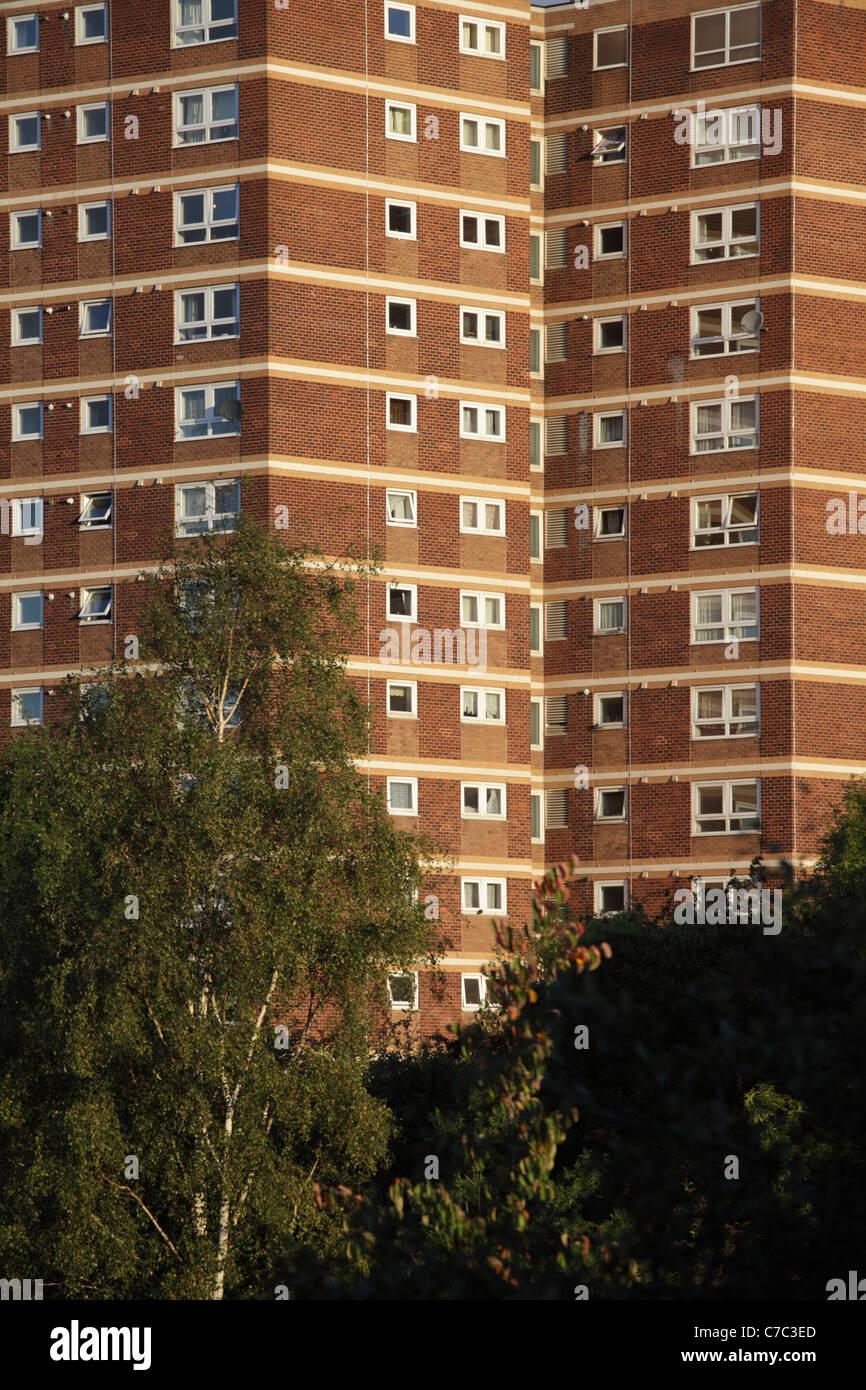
[674,102,782,158]
[673,883,782,934]
[379,625,488,672]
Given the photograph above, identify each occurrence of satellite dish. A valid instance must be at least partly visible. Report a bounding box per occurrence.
[740,309,764,334]
[218,398,243,422]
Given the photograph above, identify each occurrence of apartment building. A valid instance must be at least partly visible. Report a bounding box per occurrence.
[1,0,864,1035]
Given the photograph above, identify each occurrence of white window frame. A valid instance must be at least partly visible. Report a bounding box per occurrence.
[692,4,761,71]
[595,786,627,822]
[530,790,544,841]
[594,596,626,634]
[530,137,544,190]
[79,298,112,338]
[459,210,504,252]
[12,402,43,441]
[460,686,505,725]
[79,585,112,625]
[78,200,111,242]
[459,496,505,536]
[691,492,759,548]
[459,16,505,59]
[594,505,626,540]
[386,778,418,816]
[11,306,42,346]
[529,40,544,93]
[385,100,416,143]
[692,684,760,739]
[10,112,41,154]
[7,14,38,54]
[460,590,505,630]
[529,603,542,655]
[175,382,241,440]
[174,184,239,245]
[386,679,417,718]
[459,113,505,158]
[692,104,761,166]
[385,488,417,527]
[173,0,238,47]
[461,878,507,915]
[174,284,240,343]
[594,316,626,354]
[594,410,626,449]
[77,102,110,145]
[594,25,628,69]
[459,305,505,348]
[385,2,415,44]
[461,781,507,820]
[692,202,759,262]
[79,491,112,529]
[692,779,761,835]
[595,691,626,728]
[691,299,760,357]
[10,209,42,249]
[386,393,417,432]
[11,497,43,536]
[385,198,416,240]
[461,973,491,1010]
[529,697,543,750]
[460,401,506,441]
[175,480,241,536]
[691,396,758,453]
[387,582,417,623]
[595,221,627,260]
[385,296,417,337]
[80,394,112,435]
[174,84,239,146]
[11,687,43,727]
[387,970,419,1009]
[691,587,759,645]
[12,591,43,631]
[594,880,628,915]
[592,125,626,164]
[75,4,108,45]
[529,510,541,561]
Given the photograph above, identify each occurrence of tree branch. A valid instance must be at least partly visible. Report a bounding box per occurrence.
[98,1170,181,1261]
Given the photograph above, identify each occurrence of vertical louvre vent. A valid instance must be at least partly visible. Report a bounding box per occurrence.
[545,600,568,640]
[545,508,568,548]
[545,36,568,78]
[545,133,568,174]
[545,788,568,828]
[545,416,568,455]
[545,323,567,362]
[545,227,568,266]
[545,695,568,733]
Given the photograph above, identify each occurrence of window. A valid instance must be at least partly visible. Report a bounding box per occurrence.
[387,583,417,622]
[387,971,418,1009]
[594,411,626,448]
[80,299,112,337]
[385,2,414,42]
[13,402,43,441]
[530,604,542,655]
[387,680,417,717]
[11,210,41,249]
[545,695,567,734]
[595,787,627,821]
[530,41,543,92]
[529,328,541,377]
[595,692,625,727]
[530,420,543,471]
[460,16,504,57]
[386,296,416,336]
[693,780,760,833]
[7,14,38,53]
[460,114,505,157]
[692,876,763,923]
[77,103,110,144]
[175,285,240,341]
[386,393,416,431]
[595,316,626,353]
[460,211,504,252]
[529,234,541,282]
[81,395,112,434]
[692,588,759,644]
[693,203,758,261]
[595,221,626,259]
[79,586,112,624]
[174,0,238,46]
[595,26,627,68]
[10,113,41,153]
[545,789,568,829]
[460,497,505,535]
[692,397,758,452]
[692,301,760,356]
[693,684,759,738]
[387,778,418,816]
[595,597,626,633]
[176,382,241,439]
[545,601,567,642]
[530,511,541,560]
[693,4,761,69]
[460,306,504,348]
[592,125,626,164]
[79,491,112,529]
[386,101,416,142]
[175,480,241,536]
[531,791,543,840]
[530,698,542,748]
[461,782,506,819]
[530,139,543,188]
[11,498,43,537]
[595,506,626,539]
[12,307,42,345]
[595,881,627,915]
[174,85,238,145]
[692,493,759,547]
[175,185,239,244]
[545,509,568,548]
[460,402,505,440]
[461,686,504,724]
[76,4,108,44]
[11,688,43,726]
[386,199,416,239]
[693,104,761,165]
[462,879,506,914]
[78,201,110,241]
[460,591,504,629]
[12,591,43,631]
[461,973,491,1010]
[386,489,417,526]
